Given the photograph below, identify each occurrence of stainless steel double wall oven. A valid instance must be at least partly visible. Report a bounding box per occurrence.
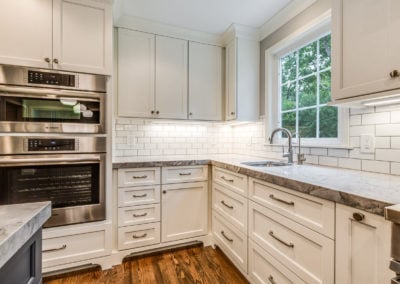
[0,65,108,227]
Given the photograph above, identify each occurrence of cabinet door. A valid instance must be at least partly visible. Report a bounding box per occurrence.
[332,0,400,100]
[117,29,155,118]
[225,39,237,120]
[161,182,208,242]
[0,0,53,69]
[335,204,392,284]
[155,36,188,119]
[53,0,112,74]
[188,42,222,121]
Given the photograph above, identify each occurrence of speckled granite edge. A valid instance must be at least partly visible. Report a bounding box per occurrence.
[112,159,211,169]
[0,202,51,268]
[211,161,391,216]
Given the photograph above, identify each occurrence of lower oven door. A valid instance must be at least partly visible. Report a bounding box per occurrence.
[0,153,105,227]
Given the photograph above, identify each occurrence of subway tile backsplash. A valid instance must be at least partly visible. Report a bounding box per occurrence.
[113,104,400,176]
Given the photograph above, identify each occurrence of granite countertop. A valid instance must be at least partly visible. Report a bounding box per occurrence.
[0,202,51,268]
[113,154,400,216]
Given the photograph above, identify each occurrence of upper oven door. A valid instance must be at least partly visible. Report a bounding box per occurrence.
[0,88,105,134]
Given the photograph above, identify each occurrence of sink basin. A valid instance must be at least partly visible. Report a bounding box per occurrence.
[241,161,291,167]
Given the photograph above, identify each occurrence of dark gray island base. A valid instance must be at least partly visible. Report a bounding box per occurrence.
[0,202,51,284]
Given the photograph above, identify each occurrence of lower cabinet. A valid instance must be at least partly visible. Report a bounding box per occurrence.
[335,204,392,284]
[161,181,208,242]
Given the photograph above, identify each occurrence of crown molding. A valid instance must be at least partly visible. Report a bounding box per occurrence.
[258,0,317,41]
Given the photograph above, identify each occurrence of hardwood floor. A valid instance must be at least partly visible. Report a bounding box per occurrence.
[43,246,249,284]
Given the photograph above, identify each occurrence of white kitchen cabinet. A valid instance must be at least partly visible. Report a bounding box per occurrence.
[188,42,223,121]
[332,0,400,101]
[155,36,188,119]
[0,0,111,75]
[225,38,259,121]
[161,181,208,242]
[335,204,392,284]
[117,29,155,118]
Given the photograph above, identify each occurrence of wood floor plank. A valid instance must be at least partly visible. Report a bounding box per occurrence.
[43,246,249,284]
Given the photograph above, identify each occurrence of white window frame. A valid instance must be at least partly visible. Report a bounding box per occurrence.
[265,10,349,146]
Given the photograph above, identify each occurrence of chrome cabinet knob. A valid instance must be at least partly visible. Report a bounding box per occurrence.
[156,111,159,115]
[189,112,193,116]
[44,57,51,63]
[53,58,59,64]
[353,212,365,222]
[230,111,235,115]
[151,110,155,114]
[390,70,399,78]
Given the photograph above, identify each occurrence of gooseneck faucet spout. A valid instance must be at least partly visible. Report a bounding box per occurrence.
[269,127,293,164]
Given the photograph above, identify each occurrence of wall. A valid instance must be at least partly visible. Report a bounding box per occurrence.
[259,0,331,115]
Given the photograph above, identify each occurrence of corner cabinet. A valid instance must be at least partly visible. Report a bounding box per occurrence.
[335,204,392,284]
[225,38,259,121]
[188,42,223,121]
[0,0,112,75]
[332,0,400,101]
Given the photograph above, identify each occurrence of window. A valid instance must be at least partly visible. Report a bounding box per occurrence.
[280,34,337,138]
[266,15,348,146]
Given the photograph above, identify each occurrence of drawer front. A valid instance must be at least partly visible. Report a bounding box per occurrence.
[213,167,248,196]
[118,167,160,187]
[212,183,248,233]
[249,177,334,239]
[118,204,160,227]
[249,240,306,284]
[118,222,160,250]
[212,211,247,273]
[42,229,108,268]
[162,165,208,184]
[118,185,160,207]
[249,201,334,284]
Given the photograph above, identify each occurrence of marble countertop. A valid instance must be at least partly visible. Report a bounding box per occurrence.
[0,202,51,268]
[113,154,400,216]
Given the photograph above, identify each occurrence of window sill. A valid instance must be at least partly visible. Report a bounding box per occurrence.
[265,143,354,150]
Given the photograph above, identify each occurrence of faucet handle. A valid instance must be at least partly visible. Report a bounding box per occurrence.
[297,153,306,165]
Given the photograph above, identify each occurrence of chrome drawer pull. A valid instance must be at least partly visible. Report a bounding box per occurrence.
[221,200,234,209]
[133,212,148,217]
[221,176,234,182]
[132,175,148,179]
[132,193,147,198]
[179,172,192,176]
[132,233,148,239]
[269,194,295,206]
[268,275,276,284]
[269,230,294,248]
[221,230,233,242]
[42,244,67,253]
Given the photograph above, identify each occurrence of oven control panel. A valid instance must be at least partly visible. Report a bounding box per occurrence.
[28,139,76,151]
[28,70,76,87]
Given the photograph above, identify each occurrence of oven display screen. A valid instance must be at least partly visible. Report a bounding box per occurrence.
[28,70,75,87]
[28,139,75,151]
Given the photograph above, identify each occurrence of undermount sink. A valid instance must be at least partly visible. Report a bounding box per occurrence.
[241,161,291,167]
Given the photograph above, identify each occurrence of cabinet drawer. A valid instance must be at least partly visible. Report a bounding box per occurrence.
[249,240,306,284]
[118,167,160,187]
[212,167,248,196]
[118,185,160,207]
[212,211,247,273]
[249,177,334,239]
[212,183,248,233]
[42,229,108,268]
[249,201,334,284]
[118,204,160,227]
[118,223,160,250]
[162,165,208,184]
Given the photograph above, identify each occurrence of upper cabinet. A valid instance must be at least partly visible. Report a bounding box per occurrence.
[188,42,223,121]
[117,28,224,121]
[155,36,188,119]
[225,38,259,121]
[0,0,112,75]
[332,0,400,101]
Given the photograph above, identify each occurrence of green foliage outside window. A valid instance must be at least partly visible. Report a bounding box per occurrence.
[280,34,337,139]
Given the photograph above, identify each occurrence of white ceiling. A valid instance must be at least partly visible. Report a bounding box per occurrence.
[116,0,293,35]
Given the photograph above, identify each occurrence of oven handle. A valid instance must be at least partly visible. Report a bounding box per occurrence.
[0,85,102,100]
[0,156,102,166]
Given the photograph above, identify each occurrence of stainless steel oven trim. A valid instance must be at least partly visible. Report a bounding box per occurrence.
[0,153,106,228]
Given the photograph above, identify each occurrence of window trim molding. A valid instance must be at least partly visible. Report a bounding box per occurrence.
[265,9,349,147]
